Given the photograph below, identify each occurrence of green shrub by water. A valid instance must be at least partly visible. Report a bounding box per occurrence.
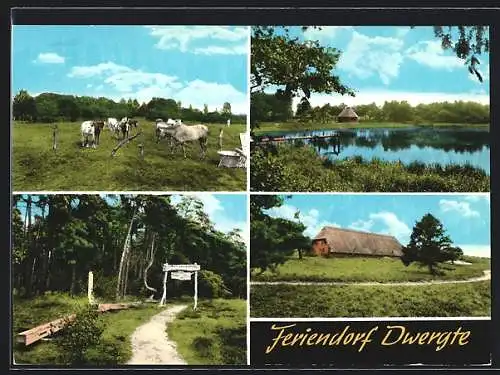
[250,144,489,192]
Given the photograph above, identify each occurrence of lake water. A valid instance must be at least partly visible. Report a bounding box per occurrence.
[261,127,490,174]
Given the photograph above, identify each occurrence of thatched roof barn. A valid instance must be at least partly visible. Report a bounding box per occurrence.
[337,106,359,123]
[312,226,403,257]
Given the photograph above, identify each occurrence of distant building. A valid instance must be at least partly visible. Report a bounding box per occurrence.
[337,106,359,123]
[311,226,403,257]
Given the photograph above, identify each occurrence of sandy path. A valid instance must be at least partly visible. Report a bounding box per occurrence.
[127,304,188,365]
[251,270,491,287]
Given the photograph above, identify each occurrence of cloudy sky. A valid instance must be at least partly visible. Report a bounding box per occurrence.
[266,194,491,258]
[12,25,249,114]
[263,26,490,110]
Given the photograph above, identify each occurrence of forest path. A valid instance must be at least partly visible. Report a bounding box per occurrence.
[251,270,491,287]
[127,304,188,365]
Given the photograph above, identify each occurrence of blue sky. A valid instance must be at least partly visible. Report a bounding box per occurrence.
[262,26,490,111]
[14,193,248,244]
[12,26,249,114]
[266,194,491,257]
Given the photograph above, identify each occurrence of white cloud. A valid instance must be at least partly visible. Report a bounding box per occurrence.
[68,61,130,78]
[439,199,480,218]
[368,211,411,243]
[295,89,490,112]
[456,244,491,258]
[303,26,353,43]
[406,40,464,70]
[33,52,65,64]
[464,195,490,204]
[68,62,247,114]
[190,194,223,216]
[348,219,374,232]
[395,27,411,38]
[338,31,404,85]
[267,204,339,238]
[146,26,249,55]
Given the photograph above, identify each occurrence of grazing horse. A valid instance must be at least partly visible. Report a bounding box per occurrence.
[128,119,138,128]
[81,120,96,148]
[120,120,130,139]
[93,120,105,145]
[166,122,209,159]
[107,117,121,137]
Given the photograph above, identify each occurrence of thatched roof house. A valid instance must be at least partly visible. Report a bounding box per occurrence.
[312,226,403,257]
[337,106,359,123]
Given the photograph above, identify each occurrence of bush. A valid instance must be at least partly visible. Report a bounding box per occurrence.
[57,305,105,365]
[198,270,231,298]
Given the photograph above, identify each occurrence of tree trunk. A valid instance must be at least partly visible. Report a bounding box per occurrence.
[44,250,52,291]
[70,263,76,296]
[116,207,136,299]
[144,232,158,297]
[298,248,303,260]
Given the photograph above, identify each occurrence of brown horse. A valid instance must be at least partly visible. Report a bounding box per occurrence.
[94,120,105,145]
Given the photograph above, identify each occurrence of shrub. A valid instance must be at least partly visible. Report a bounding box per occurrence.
[57,305,105,365]
[198,270,231,298]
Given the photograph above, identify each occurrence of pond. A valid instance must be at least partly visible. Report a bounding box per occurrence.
[259,126,490,174]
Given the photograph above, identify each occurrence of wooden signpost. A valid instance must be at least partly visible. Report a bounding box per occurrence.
[88,271,94,304]
[160,263,200,310]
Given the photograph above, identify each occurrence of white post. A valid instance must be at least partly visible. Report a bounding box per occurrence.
[194,263,198,310]
[87,271,94,304]
[160,263,168,306]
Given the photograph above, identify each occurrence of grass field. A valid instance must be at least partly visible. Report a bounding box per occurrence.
[250,144,490,192]
[250,281,491,317]
[167,298,246,365]
[167,299,247,365]
[251,255,491,283]
[13,293,165,365]
[13,120,246,191]
[253,121,489,134]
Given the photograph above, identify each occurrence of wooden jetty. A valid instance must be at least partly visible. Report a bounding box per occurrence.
[256,134,339,143]
[16,302,141,346]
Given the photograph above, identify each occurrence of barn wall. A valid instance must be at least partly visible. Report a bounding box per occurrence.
[311,239,329,256]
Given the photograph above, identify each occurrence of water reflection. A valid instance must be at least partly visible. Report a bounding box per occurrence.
[259,127,490,174]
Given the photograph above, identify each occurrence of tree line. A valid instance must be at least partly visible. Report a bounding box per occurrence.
[252,92,489,125]
[12,194,246,300]
[13,90,247,124]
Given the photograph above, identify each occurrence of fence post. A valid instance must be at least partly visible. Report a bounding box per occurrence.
[194,263,198,310]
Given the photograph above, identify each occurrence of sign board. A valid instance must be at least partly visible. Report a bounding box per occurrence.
[163,264,200,272]
[171,271,192,281]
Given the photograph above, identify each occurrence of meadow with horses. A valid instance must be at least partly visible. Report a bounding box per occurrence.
[13,91,247,191]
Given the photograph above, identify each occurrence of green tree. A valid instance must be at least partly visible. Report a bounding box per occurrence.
[203,104,209,115]
[426,26,489,82]
[13,90,37,121]
[250,195,310,272]
[222,102,232,116]
[251,26,354,129]
[401,213,463,275]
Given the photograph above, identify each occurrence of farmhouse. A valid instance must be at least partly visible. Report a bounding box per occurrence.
[337,106,359,123]
[311,226,403,257]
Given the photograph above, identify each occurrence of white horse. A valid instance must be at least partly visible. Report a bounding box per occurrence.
[166,122,209,159]
[81,120,96,148]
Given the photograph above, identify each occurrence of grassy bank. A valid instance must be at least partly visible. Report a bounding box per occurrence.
[253,121,489,133]
[250,281,491,318]
[167,299,246,365]
[251,255,490,283]
[250,144,490,192]
[13,292,162,365]
[13,120,246,191]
